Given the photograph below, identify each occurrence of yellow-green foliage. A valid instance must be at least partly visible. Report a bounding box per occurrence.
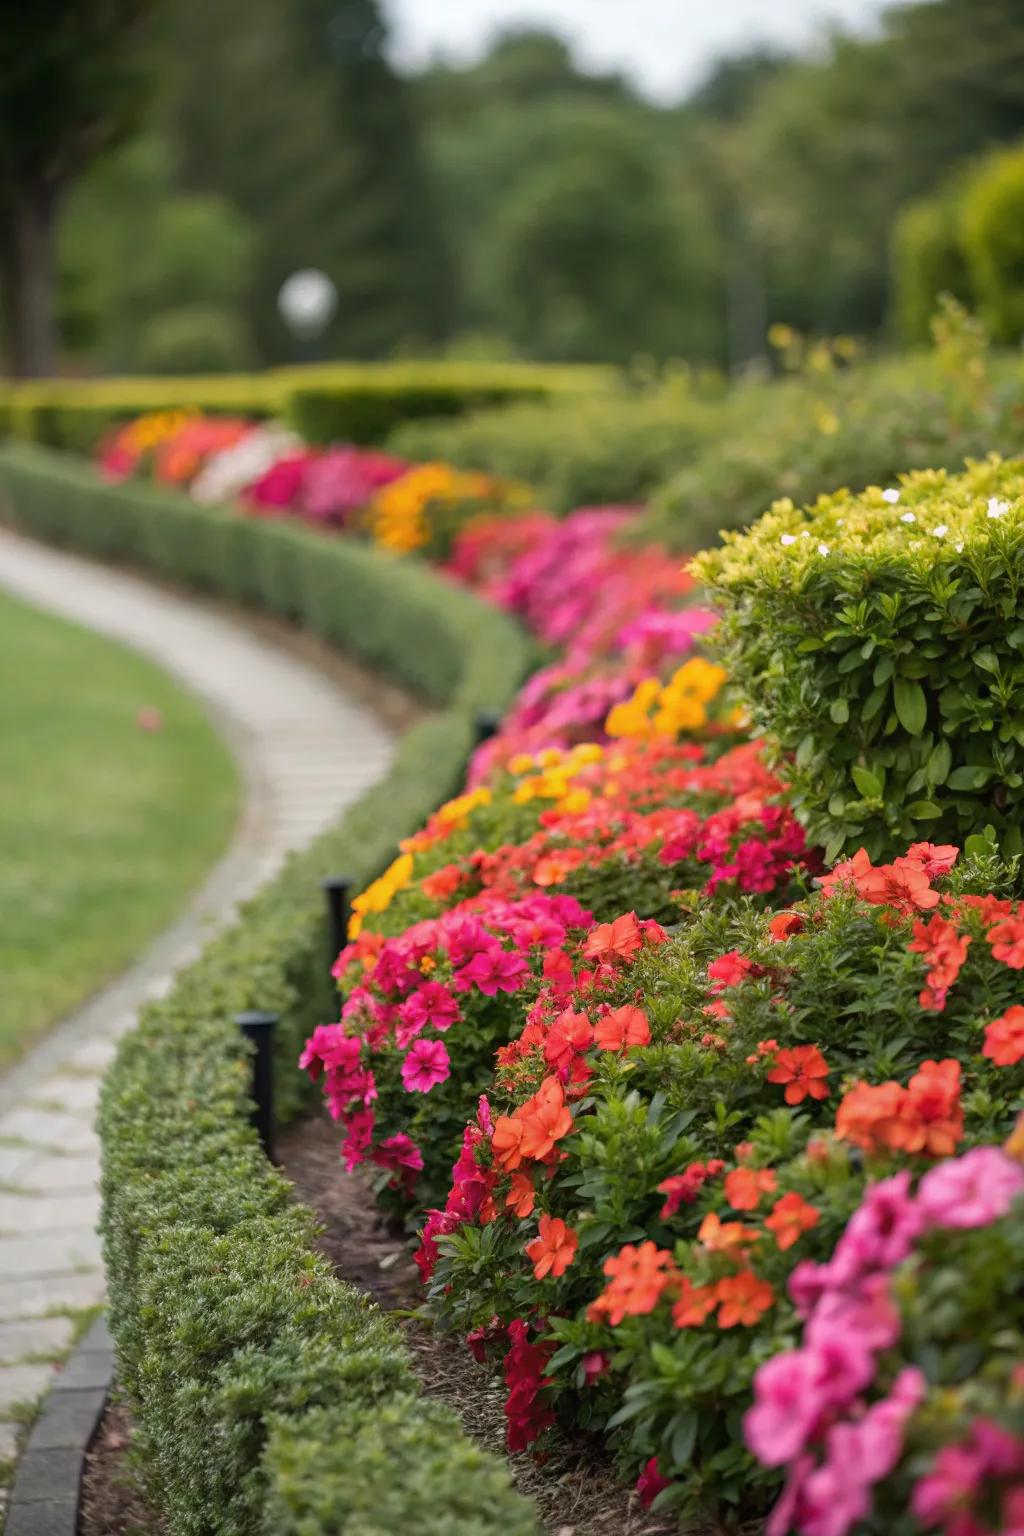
[695,456,1024,860]
[1,361,612,456]
[961,143,1024,345]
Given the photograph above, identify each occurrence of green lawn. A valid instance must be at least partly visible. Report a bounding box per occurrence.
[0,588,240,1069]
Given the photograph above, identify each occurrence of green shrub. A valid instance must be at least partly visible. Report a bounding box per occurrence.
[962,141,1024,344]
[137,303,256,375]
[2,362,611,456]
[389,380,724,514]
[285,362,610,447]
[890,189,972,343]
[0,444,536,1535]
[647,349,1024,551]
[694,455,1024,860]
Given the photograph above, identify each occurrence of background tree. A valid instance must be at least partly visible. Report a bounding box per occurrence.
[0,0,157,375]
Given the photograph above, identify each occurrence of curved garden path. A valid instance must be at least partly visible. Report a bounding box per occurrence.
[0,528,394,1466]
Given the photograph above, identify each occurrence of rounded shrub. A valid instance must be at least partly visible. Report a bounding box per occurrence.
[962,142,1024,345]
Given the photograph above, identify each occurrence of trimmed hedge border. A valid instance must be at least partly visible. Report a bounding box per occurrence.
[0,361,611,455]
[0,444,538,1536]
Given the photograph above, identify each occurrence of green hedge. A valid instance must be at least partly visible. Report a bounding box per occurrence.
[0,444,537,1535]
[1,361,611,456]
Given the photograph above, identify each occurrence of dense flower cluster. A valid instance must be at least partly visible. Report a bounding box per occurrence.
[98,411,521,552]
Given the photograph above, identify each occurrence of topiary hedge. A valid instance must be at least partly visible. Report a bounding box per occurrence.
[0,443,538,1535]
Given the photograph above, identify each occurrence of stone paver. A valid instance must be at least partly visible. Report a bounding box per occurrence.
[0,528,396,1486]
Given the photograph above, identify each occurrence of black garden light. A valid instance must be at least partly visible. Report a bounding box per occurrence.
[236,1010,279,1161]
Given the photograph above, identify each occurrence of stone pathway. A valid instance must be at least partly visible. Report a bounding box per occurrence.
[0,529,394,1484]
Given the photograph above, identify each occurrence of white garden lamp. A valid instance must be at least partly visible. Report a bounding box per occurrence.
[277,268,338,343]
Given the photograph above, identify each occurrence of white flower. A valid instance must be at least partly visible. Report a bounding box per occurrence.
[836,518,845,526]
[191,423,302,504]
[955,541,965,553]
[800,530,811,539]
[900,512,916,524]
[932,524,949,538]
[779,533,797,546]
[987,497,1010,519]
[817,542,830,555]
[882,488,901,504]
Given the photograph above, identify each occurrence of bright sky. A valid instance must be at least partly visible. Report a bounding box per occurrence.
[384,0,901,102]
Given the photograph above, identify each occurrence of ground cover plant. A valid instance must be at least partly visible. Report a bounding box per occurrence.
[0,585,238,1066]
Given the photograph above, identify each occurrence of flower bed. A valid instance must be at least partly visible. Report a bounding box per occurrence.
[296,460,1024,1536]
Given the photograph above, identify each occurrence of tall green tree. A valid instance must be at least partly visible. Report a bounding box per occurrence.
[0,0,157,375]
[165,0,453,360]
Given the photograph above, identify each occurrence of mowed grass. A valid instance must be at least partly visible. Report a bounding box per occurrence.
[0,588,240,1069]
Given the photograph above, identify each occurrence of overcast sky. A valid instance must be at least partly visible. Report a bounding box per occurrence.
[384,0,901,102]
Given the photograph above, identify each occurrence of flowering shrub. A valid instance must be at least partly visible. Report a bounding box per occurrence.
[747,1151,1024,1536]
[367,461,528,557]
[344,736,810,946]
[300,891,592,1211]
[98,409,198,480]
[417,841,1024,1521]
[694,457,1024,862]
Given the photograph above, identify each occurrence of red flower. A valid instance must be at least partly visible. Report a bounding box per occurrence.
[988,917,1024,969]
[594,1004,651,1051]
[906,842,959,879]
[909,913,971,1011]
[984,1006,1024,1067]
[764,1192,820,1250]
[658,1159,724,1218]
[636,1457,672,1510]
[766,1044,830,1104]
[708,949,754,991]
[525,1214,579,1279]
[768,911,805,941]
[854,854,941,915]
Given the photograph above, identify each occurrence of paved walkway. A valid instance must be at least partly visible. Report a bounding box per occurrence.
[0,529,394,1472]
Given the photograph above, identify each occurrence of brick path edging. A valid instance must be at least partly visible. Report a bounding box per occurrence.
[3,1316,112,1536]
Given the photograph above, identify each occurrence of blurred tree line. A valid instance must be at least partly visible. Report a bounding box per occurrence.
[3,0,1024,376]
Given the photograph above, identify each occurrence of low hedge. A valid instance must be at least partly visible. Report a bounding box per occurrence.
[1,361,611,456]
[0,444,537,1535]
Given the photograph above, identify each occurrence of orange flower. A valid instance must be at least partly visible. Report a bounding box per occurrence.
[909,913,971,1011]
[526,1214,578,1280]
[834,1080,906,1152]
[715,1269,774,1328]
[672,1278,719,1328]
[697,1211,759,1253]
[835,1060,963,1159]
[854,854,941,915]
[583,912,643,964]
[764,1192,820,1251]
[724,1167,777,1211]
[768,911,805,941]
[818,846,873,896]
[506,1172,536,1218]
[594,1005,651,1051]
[492,1114,527,1172]
[586,1241,676,1326]
[766,1044,830,1104]
[984,1005,1024,1067]
[519,1076,574,1163]
[421,864,466,902]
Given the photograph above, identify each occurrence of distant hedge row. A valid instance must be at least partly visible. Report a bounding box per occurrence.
[0,444,538,1536]
[0,360,611,456]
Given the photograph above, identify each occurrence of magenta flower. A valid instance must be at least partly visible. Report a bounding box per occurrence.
[917,1146,1024,1230]
[453,945,530,996]
[397,982,461,1046]
[371,1134,424,1174]
[339,1108,375,1171]
[401,1038,450,1093]
[829,1171,924,1284]
[744,1350,829,1467]
[298,1024,361,1081]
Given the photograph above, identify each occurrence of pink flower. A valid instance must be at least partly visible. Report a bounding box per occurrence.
[298,1024,360,1080]
[636,1457,672,1510]
[830,1171,924,1284]
[453,945,530,996]
[807,1274,901,1354]
[828,1366,925,1483]
[917,1146,1024,1230]
[400,1038,450,1093]
[796,1457,871,1536]
[371,1134,424,1175]
[396,983,461,1047]
[745,1351,829,1467]
[340,1108,375,1171]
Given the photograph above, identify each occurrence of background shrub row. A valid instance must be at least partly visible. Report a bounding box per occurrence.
[0,360,610,456]
[0,444,538,1535]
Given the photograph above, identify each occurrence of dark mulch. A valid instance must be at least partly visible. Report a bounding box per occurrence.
[279,1114,687,1536]
[80,1400,163,1536]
